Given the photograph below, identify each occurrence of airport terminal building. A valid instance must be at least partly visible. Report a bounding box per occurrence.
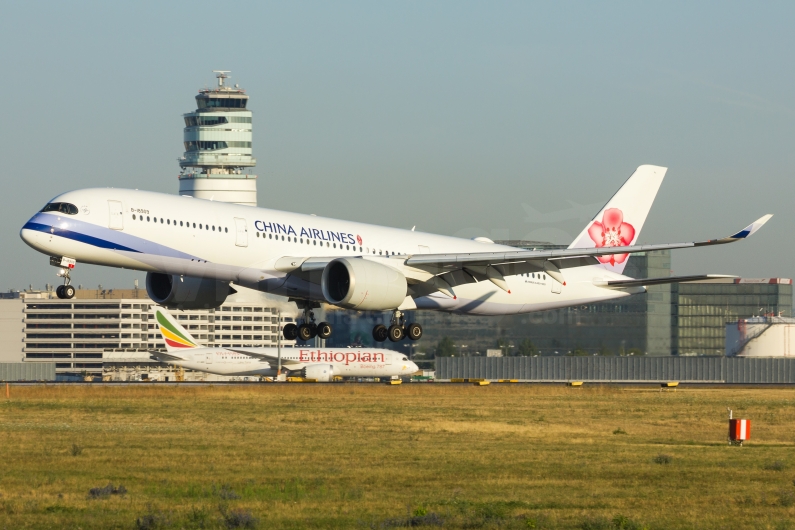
[0,289,296,379]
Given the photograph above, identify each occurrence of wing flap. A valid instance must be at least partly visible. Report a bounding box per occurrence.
[594,274,737,289]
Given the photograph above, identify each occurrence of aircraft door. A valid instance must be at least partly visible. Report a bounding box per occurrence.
[418,245,430,254]
[206,352,213,364]
[550,278,561,294]
[234,218,248,247]
[108,201,124,230]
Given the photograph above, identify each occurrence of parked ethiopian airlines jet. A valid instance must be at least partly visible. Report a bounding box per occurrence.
[150,308,417,380]
[20,165,771,343]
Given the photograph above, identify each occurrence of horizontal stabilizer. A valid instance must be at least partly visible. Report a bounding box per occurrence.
[594,274,737,289]
[149,351,186,361]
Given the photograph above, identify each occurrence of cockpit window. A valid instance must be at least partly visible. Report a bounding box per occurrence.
[41,202,79,215]
[402,357,409,361]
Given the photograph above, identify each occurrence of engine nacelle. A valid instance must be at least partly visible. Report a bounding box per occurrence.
[146,272,233,310]
[303,364,333,382]
[321,258,407,311]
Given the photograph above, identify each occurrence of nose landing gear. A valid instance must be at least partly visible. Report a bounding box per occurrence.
[372,310,423,343]
[51,256,77,300]
[56,284,75,300]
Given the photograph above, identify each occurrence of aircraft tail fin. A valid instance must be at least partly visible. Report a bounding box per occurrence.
[154,308,200,353]
[568,165,667,273]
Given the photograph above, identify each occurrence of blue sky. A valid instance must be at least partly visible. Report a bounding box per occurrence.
[2,1,793,290]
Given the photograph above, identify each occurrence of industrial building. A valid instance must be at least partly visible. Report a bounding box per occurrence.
[675,279,792,356]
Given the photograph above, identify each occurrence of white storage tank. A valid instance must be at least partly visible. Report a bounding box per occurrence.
[726,315,795,357]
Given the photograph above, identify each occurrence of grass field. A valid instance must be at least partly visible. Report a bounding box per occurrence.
[1,383,794,529]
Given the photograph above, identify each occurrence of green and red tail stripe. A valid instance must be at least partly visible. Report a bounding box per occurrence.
[156,310,197,349]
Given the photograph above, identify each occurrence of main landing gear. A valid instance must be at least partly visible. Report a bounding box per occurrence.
[372,310,422,343]
[51,256,76,300]
[282,302,333,342]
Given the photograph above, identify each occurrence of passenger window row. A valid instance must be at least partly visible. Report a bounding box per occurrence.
[253,231,403,257]
[131,213,228,233]
[254,232,366,253]
[521,273,546,280]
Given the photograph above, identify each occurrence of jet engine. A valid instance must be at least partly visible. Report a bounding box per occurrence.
[146,272,234,310]
[321,258,407,311]
[302,364,334,382]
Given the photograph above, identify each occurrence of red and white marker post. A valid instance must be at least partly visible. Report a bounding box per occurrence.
[728,409,750,446]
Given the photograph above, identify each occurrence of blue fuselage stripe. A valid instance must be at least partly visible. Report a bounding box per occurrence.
[23,222,141,253]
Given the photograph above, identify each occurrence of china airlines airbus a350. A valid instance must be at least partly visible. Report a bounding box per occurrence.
[20,165,771,343]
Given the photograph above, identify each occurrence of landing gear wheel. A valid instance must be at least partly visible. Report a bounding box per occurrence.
[406,323,423,341]
[63,285,75,299]
[316,321,333,339]
[56,285,65,299]
[283,323,299,340]
[388,324,405,342]
[298,323,316,341]
[372,324,388,343]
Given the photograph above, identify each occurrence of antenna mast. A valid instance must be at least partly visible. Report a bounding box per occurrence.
[213,70,231,87]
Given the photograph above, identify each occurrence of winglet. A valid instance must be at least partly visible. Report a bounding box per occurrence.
[729,214,773,240]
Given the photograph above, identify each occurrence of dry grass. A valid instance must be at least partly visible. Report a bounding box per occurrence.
[0,383,794,529]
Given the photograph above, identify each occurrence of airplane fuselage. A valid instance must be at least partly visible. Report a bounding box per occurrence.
[160,347,417,378]
[21,188,634,316]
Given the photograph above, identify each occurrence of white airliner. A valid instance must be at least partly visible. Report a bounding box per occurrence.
[20,165,771,343]
[150,308,418,380]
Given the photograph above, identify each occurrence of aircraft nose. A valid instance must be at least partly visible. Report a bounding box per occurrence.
[20,216,49,253]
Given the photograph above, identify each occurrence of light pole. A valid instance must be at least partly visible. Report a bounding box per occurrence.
[277,308,281,379]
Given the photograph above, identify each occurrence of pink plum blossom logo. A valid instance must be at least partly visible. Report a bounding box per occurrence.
[356,235,363,246]
[587,208,635,266]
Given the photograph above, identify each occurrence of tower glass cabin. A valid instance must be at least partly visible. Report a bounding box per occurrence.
[178,71,258,206]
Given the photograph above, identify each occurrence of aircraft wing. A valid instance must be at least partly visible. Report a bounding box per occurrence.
[262,215,771,299]
[405,215,772,270]
[398,215,771,296]
[226,349,304,366]
[593,274,736,289]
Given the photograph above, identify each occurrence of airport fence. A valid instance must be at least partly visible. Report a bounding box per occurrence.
[436,356,795,383]
[0,363,56,381]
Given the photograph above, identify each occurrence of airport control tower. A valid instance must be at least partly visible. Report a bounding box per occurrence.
[178,71,258,206]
